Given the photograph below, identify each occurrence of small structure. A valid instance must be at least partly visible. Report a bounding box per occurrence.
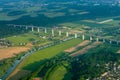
[0,39,11,48]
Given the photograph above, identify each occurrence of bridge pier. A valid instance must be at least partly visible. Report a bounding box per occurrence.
[37,27,40,32]
[59,31,61,36]
[90,36,93,41]
[26,26,28,30]
[20,25,22,28]
[117,41,119,45]
[82,34,85,40]
[75,33,77,38]
[13,25,16,27]
[96,37,99,42]
[32,27,34,32]
[45,28,47,33]
[66,32,69,37]
[52,29,54,36]
[103,39,105,43]
[109,40,112,44]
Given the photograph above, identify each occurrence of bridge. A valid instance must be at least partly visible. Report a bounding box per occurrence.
[7,24,120,45]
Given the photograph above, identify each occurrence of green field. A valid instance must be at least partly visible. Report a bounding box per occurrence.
[22,38,82,70]
[104,20,120,26]
[47,65,67,80]
[6,32,49,46]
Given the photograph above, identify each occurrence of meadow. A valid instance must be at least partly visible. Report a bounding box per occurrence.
[22,38,82,70]
[6,31,51,46]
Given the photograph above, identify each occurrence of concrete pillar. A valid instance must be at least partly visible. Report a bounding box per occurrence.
[75,33,77,38]
[59,31,61,36]
[45,28,47,33]
[14,25,16,27]
[96,37,99,42]
[32,27,34,32]
[66,32,69,37]
[117,41,119,45]
[20,25,22,28]
[90,36,93,41]
[82,34,85,40]
[26,26,28,30]
[103,39,105,43]
[38,27,40,32]
[52,29,54,36]
[110,40,112,44]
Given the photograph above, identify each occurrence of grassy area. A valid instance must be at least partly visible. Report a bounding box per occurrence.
[47,65,67,80]
[22,38,82,70]
[0,13,17,21]
[6,32,49,46]
[104,20,120,26]
[44,12,65,18]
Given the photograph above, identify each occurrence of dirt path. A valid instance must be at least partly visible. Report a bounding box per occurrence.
[70,42,101,57]
[0,47,30,60]
[64,40,90,53]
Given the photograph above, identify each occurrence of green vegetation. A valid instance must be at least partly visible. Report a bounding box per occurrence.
[0,1,120,80]
[47,65,67,80]
[44,12,65,18]
[18,43,120,80]
[0,52,26,77]
[65,44,120,80]
[6,32,49,46]
[22,38,82,71]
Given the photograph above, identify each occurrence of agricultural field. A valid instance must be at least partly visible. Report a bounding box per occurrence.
[8,38,83,80]
[8,41,120,80]
[0,47,30,60]
[0,0,120,80]
[6,32,49,46]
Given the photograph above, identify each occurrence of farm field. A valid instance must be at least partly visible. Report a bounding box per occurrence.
[64,40,90,53]
[6,32,49,46]
[0,47,30,60]
[8,38,83,79]
[70,42,102,57]
[47,65,68,80]
[22,38,82,70]
[0,0,120,80]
